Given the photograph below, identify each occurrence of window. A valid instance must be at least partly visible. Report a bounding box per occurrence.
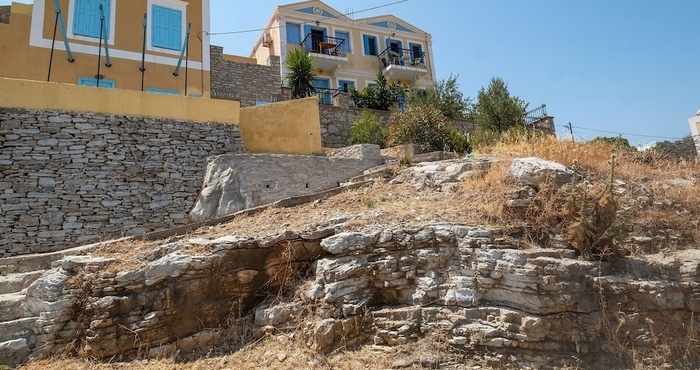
[255,100,272,106]
[286,23,301,44]
[147,88,179,95]
[72,0,111,39]
[363,35,378,56]
[335,31,350,53]
[152,5,182,50]
[409,42,424,64]
[338,79,355,92]
[78,77,115,88]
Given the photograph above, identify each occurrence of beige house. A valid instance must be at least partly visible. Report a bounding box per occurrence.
[250,0,436,100]
[688,110,700,156]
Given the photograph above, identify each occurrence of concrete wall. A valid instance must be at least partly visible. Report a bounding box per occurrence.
[0,108,244,257]
[210,45,283,107]
[0,78,240,125]
[688,115,700,156]
[0,2,209,96]
[239,97,322,155]
[190,145,383,221]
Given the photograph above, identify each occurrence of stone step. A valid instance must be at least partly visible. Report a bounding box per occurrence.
[0,270,45,295]
[0,316,37,343]
[0,293,26,321]
[0,243,98,275]
[0,337,31,368]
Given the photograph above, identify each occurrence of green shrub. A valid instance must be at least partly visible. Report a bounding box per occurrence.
[348,110,387,148]
[349,73,405,111]
[590,136,637,151]
[386,105,451,152]
[446,126,472,154]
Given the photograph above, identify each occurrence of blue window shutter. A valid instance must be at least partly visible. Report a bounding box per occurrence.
[286,23,300,44]
[147,88,179,95]
[397,40,403,57]
[73,0,110,38]
[303,24,312,49]
[363,35,370,55]
[335,32,349,52]
[78,77,115,88]
[152,5,182,50]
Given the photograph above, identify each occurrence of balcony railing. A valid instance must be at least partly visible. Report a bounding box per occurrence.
[314,88,350,106]
[301,34,346,57]
[379,47,426,69]
[523,104,548,125]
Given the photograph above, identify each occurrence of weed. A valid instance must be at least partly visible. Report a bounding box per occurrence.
[363,199,376,209]
[400,156,413,165]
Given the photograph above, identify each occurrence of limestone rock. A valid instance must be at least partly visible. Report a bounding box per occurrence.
[509,157,572,189]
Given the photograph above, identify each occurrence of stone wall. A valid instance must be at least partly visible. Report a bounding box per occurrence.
[0,6,9,24]
[320,105,391,148]
[0,108,243,257]
[210,45,282,108]
[528,116,556,136]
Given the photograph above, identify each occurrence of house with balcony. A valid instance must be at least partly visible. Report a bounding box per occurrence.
[0,0,211,96]
[250,0,437,104]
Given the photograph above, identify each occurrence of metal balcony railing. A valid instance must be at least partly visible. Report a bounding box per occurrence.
[523,104,548,125]
[314,88,349,105]
[379,47,426,68]
[301,34,346,57]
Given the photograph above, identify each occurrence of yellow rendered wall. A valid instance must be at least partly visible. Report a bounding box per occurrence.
[0,2,209,96]
[239,97,322,155]
[0,77,239,124]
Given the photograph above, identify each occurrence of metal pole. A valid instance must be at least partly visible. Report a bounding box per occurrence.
[184,33,189,96]
[140,13,147,91]
[568,122,575,142]
[173,23,191,76]
[52,0,74,62]
[47,12,59,81]
[97,13,103,87]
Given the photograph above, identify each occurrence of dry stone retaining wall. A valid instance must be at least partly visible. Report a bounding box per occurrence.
[319,106,391,148]
[0,6,10,24]
[209,45,282,107]
[0,108,244,257]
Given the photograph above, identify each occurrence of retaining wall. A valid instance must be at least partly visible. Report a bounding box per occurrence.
[0,108,243,257]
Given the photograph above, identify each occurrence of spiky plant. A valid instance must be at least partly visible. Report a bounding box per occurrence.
[285,48,317,99]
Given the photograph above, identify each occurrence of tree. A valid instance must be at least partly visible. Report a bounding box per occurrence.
[349,73,405,111]
[591,136,637,151]
[348,110,387,148]
[386,105,452,152]
[408,74,472,120]
[285,48,316,99]
[473,77,528,133]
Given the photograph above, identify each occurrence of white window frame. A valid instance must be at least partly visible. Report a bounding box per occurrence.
[407,40,426,63]
[67,0,117,45]
[364,80,378,89]
[147,0,188,56]
[332,28,352,54]
[360,32,380,56]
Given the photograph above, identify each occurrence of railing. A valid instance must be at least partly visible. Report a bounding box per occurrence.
[314,88,347,105]
[378,47,426,68]
[523,104,548,125]
[301,34,346,57]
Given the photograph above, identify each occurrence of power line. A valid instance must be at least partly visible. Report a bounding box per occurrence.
[209,0,412,36]
[556,125,683,141]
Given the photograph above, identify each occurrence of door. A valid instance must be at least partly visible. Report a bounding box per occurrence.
[338,80,355,93]
[311,28,325,53]
[313,78,331,105]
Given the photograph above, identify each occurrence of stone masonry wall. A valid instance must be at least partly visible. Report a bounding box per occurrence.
[0,6,10,24]
[320,105,391,148]
[209,45,282,108]
[0,108,243,257]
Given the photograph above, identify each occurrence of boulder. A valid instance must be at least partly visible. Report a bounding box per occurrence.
[509,157,573,190]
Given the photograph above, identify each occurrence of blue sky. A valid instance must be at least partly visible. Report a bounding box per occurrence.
[4,0,699,145]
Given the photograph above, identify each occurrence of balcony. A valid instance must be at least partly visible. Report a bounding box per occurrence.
[379,47,428,80]
[300,34,349,71]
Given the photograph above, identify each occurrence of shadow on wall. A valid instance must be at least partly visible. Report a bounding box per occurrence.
[239,97,323,156]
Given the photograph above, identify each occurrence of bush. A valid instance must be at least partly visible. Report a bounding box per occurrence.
[652,135,698,160]
[386,105,451,152]
[349,73,405,111]
[348,110,386,148]
[446,126,472,154]
[590,136,637,151]
[467,125,535,150]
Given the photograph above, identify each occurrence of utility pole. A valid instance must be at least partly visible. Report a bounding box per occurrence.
[567,122,574,142]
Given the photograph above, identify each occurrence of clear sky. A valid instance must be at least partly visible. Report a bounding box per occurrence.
[4,0,699,145]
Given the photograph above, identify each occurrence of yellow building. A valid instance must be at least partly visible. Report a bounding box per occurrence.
[0,0,211,96]
[250,0,437,97]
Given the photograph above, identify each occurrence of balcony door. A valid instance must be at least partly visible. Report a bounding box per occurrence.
[313,78,331,105]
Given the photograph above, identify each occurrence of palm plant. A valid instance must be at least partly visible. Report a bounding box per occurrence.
[285,48,317,99]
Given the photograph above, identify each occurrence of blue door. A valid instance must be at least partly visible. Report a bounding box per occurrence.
[313,78,331,105]
[338,79,355,92]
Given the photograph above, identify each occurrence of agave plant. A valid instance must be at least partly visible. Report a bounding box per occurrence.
[285,48,317,99]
